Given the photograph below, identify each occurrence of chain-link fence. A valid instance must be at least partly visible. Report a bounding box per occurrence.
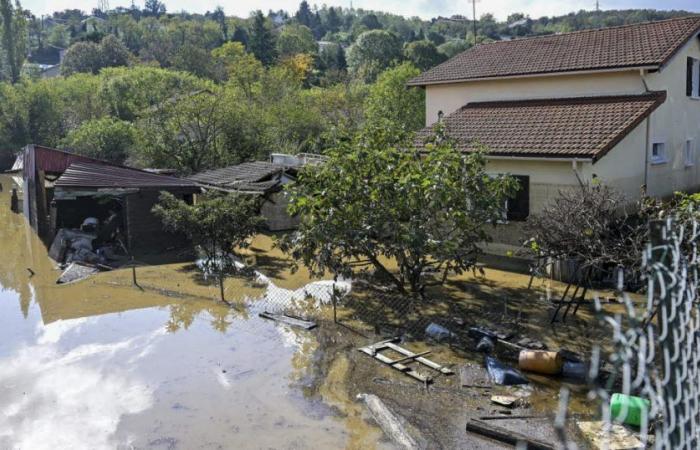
[553,218,700,449]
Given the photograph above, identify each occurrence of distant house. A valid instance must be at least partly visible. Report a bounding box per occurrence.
[189,154,326,231]
[409,16,700,262]
[19,145,200,251]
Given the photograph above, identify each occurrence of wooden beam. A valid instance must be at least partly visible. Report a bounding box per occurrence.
[466,419,555,450]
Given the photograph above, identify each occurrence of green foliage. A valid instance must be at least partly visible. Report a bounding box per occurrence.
[62,117,141,164]
[248,10,276,66]
[276,24,317,58]
[283,121,517,296]
[364,62,424,132]
[403,40,447,71]
[61,36,133,76]
[437,39,470,58]
[153,191,264,302]
[0,0,26,83]
[347,30,402,82]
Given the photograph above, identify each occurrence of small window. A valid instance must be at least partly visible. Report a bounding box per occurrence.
[506,175,530,221]
[686,139,695,167]
[651,142,667,164]
[688,57,700,98]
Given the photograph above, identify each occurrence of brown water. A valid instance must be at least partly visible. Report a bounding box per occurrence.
[0,175,381,450]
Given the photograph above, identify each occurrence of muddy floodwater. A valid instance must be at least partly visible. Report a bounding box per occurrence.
[0,175,384,450]
[1,173,622,449]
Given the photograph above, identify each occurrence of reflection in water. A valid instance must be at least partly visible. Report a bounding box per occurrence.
[0,175,373,450]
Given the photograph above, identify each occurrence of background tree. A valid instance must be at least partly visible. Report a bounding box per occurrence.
[138,89,227,174]
[143,0,165,18]
[364,62,424,131]
[276,24,316,59]
[282,122,516,297]
[346,29,402,82]
[153,192,264,305]
[99,34,132,69]
[248,10,276,66]
[0,0,26,83]
[62,117,141,164]
[61,41,103,75]
[403,40,446,71]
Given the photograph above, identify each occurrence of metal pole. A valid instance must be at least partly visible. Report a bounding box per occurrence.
[472,0,477,46]
[650,219,681,448]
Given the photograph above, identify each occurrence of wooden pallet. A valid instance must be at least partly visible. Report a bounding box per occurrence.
[358,338,454,384]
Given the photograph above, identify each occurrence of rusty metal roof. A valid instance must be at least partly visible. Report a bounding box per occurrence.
[31,145,109,174]
[55,161,199,190]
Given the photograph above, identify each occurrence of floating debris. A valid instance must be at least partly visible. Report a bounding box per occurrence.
[56,262,99,284]
[259,311,317,330]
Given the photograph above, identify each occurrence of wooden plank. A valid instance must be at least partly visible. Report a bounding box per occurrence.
[259,311,317,330]
[358,347,430,383]
[466,419,555,450]
[357,394,423,449]
[385,342,454,375]
[390,350,432,366]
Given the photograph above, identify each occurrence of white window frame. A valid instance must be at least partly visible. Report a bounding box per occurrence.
[692,58,700,99]
[650,140,668,165]
[685,139,695,167]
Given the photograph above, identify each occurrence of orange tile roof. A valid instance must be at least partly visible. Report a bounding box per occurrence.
[415,92,666,161]
[409,17,700,86]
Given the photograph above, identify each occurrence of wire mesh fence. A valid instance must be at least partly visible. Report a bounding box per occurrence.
[553,218,700,449]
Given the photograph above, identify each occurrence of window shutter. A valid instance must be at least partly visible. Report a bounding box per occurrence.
[688,57,695,97]
[506,175,530,221]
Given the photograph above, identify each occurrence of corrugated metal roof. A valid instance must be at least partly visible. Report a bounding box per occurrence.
[55,161,199,189]
[188,162,288,186]
[32,145,109,173]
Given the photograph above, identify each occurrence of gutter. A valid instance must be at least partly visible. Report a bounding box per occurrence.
[640,69,652,191]
[486,155,594,163]
[407,65,660,87]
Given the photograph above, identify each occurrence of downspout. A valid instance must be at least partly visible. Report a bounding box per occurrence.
[640,69,651,192]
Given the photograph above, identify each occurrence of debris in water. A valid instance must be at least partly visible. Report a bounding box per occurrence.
[476,336,495,353]
[258,311,317,330]
[424,322,455,342]
[356,393,424,450]
[56,262,99,284]
[26,268,35,277]
[490,395,518,408]
[518,350,564,375]
[458,364,491,388]
[466,418,555,450]
[576,420,644,450]
[358,338,453,384]
[485,356,528,386]
[516,337,547,350]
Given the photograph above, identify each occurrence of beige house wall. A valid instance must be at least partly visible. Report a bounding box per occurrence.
[424,71,644,125]
[422,30,700,260]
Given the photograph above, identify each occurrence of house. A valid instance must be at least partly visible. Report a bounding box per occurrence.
[189,154,326,231]
[409,16,700,264]
[19,144,200,252]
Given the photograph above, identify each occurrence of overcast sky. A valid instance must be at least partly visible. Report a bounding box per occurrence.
[22,0,700,20]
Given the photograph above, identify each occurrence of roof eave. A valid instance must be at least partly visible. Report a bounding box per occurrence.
[407,64,661,87]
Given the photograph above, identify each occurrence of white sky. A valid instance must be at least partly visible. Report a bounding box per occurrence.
[22,0,700,20]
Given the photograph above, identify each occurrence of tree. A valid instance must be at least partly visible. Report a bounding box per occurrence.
[403,40,447,71]
[138,90,228,174]
[211,6,228,41]
[143,0,165,18]
[294,1,313,28]
[346,30,402,82]
[364,62,424,132]
[360,14,381,30]
[153,192,264,305]
[524,182,650,287]
[318,42,346,73]
[437,39,470,58]
[61,41,103,75]
[0,0,26,83]
[99,35,132,68]
[62,117,141,164]
[211,41,263,96]
[276,24,317,59]
[248,10,276,66]
[282,122,517,297]
[325,7,341,33]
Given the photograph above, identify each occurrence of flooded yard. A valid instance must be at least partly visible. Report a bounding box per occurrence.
[0,174,619,449]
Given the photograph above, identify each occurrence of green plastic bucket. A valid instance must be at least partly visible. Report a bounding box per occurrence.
[610,393,650,427]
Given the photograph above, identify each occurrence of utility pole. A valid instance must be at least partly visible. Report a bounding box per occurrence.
[596,0,600,12]
[469,0,480,46]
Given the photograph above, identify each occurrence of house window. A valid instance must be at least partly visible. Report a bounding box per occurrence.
[506,175,530,221]
[687,57,700,98]
[651,142,667,164]
[686,139,695,167]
